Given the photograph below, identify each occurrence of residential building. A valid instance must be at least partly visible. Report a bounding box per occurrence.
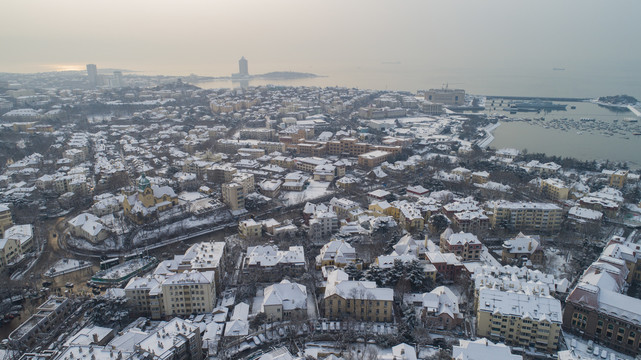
[404,286,463,330]
[261,280,308,321]
[222,182,245,210]
[67,213,110,244]
[316,239,358,269]
[308,211,339,241]
[440,229,482,262]
[501,233,544,265]
[562,236,641,355]
[541,178,570,201]
[0,236,20,271]
[9,296,73,348]
[471,171,490,184]
[453,338,523,360]
[476,288,562,353]
[608,170,629,189]
[425,251,464,282]
[243,245,305,281]
[323,270,393,322]
[453,210,489,235]
[135,318,203,360]
[485,201,563,233]
[0,204,13,238]
[125,270,217,319]
[238,218,262,239]
[358,150,390,168]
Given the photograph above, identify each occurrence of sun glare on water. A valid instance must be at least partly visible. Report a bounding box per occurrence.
[46,64,86,72]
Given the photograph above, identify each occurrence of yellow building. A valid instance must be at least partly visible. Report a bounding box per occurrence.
[476,288,562,353]
[238,218,262,239]
[0,237,20,271]
[222,182,245,210]
[125,270,217,320]
[358,150,390,168]
[608,170,628,189]
[0,204,13,238]
[471,171,490,184]
[541,178,570,201]
[123,174,178,223]
[323,270,394,322]
[485,201,563,233]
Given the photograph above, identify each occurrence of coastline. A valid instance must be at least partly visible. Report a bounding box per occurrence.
[476,122,501,148]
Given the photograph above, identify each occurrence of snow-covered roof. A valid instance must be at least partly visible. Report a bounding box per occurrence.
[262,280,307,311]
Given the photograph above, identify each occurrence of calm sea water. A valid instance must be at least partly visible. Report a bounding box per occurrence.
[487,101,641,168]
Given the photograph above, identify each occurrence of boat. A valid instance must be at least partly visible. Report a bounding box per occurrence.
[570,105,576,109]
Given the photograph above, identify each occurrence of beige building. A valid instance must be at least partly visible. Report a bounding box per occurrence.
[125,270,217,319]
[358,150,390,168]
[541,178,570,201]
[476,288,562,353]
[323,270,394,322]
[424,88,465,106]
[238,218,262,239]
[122,174,179,224]
[485,201,563,233]
[222,182,245,210]
[0,236,20,271]
[261,280,308,322]
[0,204,13,238]
[608,170,628,189]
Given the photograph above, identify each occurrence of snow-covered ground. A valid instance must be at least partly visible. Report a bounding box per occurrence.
[132,210,232,246]
[562,332,636,360]
[46,258,92,277]
[281,180,333,206]
[544,247,572,279]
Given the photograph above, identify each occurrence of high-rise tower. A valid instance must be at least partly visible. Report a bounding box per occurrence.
[86,64,98,87]
[238,56,248,76]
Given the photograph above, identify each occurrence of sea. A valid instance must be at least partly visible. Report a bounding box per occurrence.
[189,63,641,168]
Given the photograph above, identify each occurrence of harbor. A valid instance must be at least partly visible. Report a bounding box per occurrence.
[481,98,641,167]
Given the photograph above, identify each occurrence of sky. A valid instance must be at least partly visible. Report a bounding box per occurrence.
[1,0,641,81]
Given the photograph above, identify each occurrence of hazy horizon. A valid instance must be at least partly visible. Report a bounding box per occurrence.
[2,0,641,97]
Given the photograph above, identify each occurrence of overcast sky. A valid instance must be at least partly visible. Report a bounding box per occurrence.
[2,0,640,77]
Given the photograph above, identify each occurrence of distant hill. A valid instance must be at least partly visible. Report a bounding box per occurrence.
[255,71,319,80]
[597,95,638,106]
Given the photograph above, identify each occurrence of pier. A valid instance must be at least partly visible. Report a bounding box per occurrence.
[627,105,641,117]
[485,95,591,102]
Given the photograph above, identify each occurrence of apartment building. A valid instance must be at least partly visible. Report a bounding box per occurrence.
[238,218,262,239]
[562,236,641,355]
[440,230,482,262]
[608,170,629,189]
[207,164,237,183]
[244,245,305,281]
[358,150,390,168]
[125,270,217,319]
[476,288,562,353]
[221,182,245,210]
[9,296,73,348]
[541,178,570,201]
[0,204,13,238]
[485,201,563,233]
